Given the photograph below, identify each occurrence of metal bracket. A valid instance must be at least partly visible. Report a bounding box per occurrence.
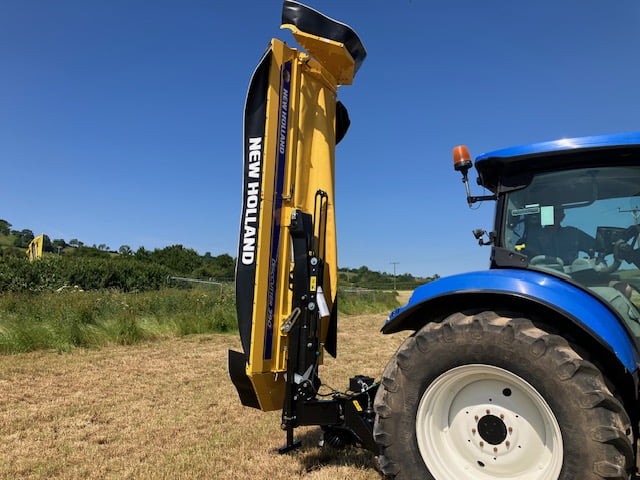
[280,307,301,334]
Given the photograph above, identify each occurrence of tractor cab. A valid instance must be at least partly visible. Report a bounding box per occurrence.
[466,133,640,339]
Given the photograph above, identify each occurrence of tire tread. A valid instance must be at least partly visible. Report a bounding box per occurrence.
[373,312,634,480]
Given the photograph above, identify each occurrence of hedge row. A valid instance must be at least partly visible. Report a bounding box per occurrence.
[0,256,174,293]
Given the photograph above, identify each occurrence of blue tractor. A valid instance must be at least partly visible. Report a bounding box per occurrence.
[373,132,640,479]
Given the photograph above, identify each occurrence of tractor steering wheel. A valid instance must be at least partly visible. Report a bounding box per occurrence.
[529,255,565,271]
[613,225,640,267]
[625,224,640,249]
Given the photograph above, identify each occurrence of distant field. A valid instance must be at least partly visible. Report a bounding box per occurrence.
[0,314,409,480]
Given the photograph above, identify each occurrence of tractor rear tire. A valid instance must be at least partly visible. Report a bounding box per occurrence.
[373,311,634,480]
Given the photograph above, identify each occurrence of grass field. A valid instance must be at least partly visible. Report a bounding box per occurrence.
[0,288,237,354]
[0,313,409,480]
[0,288,398,355]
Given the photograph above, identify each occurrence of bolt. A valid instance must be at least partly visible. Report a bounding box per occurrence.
[472,429,476,435]
[508,427,513,434]
[310,257,318,266]
[308,302,316,311]
[486,409,491,414]
[474,415,479,421]
[500,414,504,419]
[493,447,498,453]
[506,441,511,448]
[479,441,484,447]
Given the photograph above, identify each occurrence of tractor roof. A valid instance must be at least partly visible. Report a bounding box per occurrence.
[474,132,640,192]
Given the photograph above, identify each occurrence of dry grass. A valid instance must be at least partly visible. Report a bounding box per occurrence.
[395,290,413,305]
[0,314,408,480]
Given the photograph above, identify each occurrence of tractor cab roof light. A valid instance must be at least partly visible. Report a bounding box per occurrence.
[452,145,496,207]
[453,145,473,173]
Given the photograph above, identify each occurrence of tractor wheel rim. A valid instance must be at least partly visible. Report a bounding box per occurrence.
[416,364,563,480]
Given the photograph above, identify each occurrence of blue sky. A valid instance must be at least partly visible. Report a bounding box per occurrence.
[2,1,639,277]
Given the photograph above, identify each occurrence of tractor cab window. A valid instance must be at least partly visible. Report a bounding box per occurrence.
[502,166,640,337]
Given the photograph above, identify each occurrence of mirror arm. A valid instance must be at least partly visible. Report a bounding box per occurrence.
[467,194,498,204]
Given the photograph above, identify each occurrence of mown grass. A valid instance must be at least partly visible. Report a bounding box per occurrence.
[0,314,409,480]
[0,287,399,354]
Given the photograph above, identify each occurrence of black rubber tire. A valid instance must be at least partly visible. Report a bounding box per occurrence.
[373,311,634,480]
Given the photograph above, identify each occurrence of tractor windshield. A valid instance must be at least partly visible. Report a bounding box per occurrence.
[502,165,640,337]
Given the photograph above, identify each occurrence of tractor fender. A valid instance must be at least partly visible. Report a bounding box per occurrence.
[384,269,639,374]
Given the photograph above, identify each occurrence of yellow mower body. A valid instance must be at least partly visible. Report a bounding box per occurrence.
[232,2,365,412]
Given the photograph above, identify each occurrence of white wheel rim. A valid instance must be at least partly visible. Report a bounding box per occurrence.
[416,364,563,480]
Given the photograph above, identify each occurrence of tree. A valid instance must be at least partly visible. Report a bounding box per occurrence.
[211,253,234,275]
[397,273,414,283]
[52,239,67,254]
[0,220,11,236]
[42,234,53,253]
[12,229,34,248]
[69,239,84,248]
[118,245,133,256]
[192,253,235,279]
[150,244,202,275]
[135,246,151,261]
[69,246,110,258]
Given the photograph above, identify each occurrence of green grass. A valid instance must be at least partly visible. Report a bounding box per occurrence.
[0,233,14,247]
[0,287,237,353]
[0,286,398,354]
[337,288,400,315]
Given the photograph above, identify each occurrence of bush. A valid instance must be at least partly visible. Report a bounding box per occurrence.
[0,256,174,293]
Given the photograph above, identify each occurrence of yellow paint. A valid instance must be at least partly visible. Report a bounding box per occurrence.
[26,234,44,262]
[281,25,356,85]
[353,400,363,412]
[244,20,359,412]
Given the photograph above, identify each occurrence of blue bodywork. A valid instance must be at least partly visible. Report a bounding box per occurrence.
[386,269,639,373]
[386,133,640,377]
[476,131,640,161]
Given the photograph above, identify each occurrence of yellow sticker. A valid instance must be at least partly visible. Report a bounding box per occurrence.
[515,244,526,251]
[352,400,363,412]
[310,276,317,292]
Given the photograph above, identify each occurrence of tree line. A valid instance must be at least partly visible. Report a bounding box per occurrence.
[339,265,439,290]
[0,219,438,293]
[0,219,235,292]
[1,219,234,278]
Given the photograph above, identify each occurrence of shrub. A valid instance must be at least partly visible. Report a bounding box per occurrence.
[0,256,174,293]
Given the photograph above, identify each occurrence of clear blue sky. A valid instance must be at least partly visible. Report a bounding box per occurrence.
[2,1,639,277]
